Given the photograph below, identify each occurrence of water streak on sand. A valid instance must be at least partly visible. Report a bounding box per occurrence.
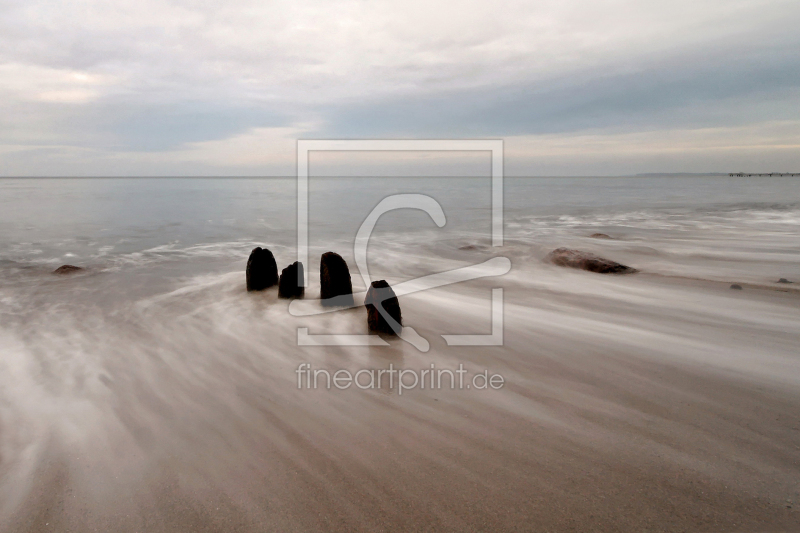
[0,176,799,531]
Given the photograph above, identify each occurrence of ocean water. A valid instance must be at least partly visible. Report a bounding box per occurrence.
[0,176,799,530]
[1,176,798,288]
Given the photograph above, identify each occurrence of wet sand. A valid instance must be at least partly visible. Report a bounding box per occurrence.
[1,262,799,532]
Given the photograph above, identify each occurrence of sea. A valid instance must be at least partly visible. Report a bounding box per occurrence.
[0,175,799,529]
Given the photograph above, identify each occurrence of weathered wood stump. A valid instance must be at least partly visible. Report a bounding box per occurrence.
[320,252,354,307]
[53,265,83,274]
[246,247,278,291]
[546,248,637,274]
[365,280,402,335]
[279,261,305,298]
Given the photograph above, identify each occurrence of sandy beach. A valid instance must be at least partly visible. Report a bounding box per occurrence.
[1,176,799,531]
[2,260,799,531]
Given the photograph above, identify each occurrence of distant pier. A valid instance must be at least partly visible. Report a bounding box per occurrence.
[729,172,799,177]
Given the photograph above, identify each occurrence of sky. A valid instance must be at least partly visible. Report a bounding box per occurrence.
[1,0,799,176]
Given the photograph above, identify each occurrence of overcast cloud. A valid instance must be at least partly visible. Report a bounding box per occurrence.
[1,0,798,175]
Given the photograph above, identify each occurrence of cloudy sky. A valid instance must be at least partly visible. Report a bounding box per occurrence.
[1,0,799,176]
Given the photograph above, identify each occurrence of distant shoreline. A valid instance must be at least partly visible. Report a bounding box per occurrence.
[0,173,797,179]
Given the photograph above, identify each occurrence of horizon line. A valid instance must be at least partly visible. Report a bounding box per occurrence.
[2,172,794,179]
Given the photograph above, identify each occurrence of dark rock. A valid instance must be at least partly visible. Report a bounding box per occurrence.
[777,278,793,284]
[546,248,638,274]
[730,284,743,290]
[246,247,278,291]
[320,252,353,307]
[278,261,305,298]
[365,280,402,335]
[53,265,83,274]
[589,233,612,239]
[459,245,479,251]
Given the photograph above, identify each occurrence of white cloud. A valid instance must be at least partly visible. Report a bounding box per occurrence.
[504,120,800,174]
[2,119,797,176]
[4,0,797,103]
[0,123,312,176]
[0,0,799,174]
[0,63,119,103]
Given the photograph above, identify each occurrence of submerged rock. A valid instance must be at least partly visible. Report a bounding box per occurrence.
[589,233,612,239]
[546,248,637,274]
[730,284,743,290]
[320,252,353,306]
[279,261,305,298]
[365,280,402,335]
[53,265,83,274]
[246,247,278,291]
[777,278,793,284]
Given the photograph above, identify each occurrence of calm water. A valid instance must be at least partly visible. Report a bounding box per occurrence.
[0,176,798,281]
